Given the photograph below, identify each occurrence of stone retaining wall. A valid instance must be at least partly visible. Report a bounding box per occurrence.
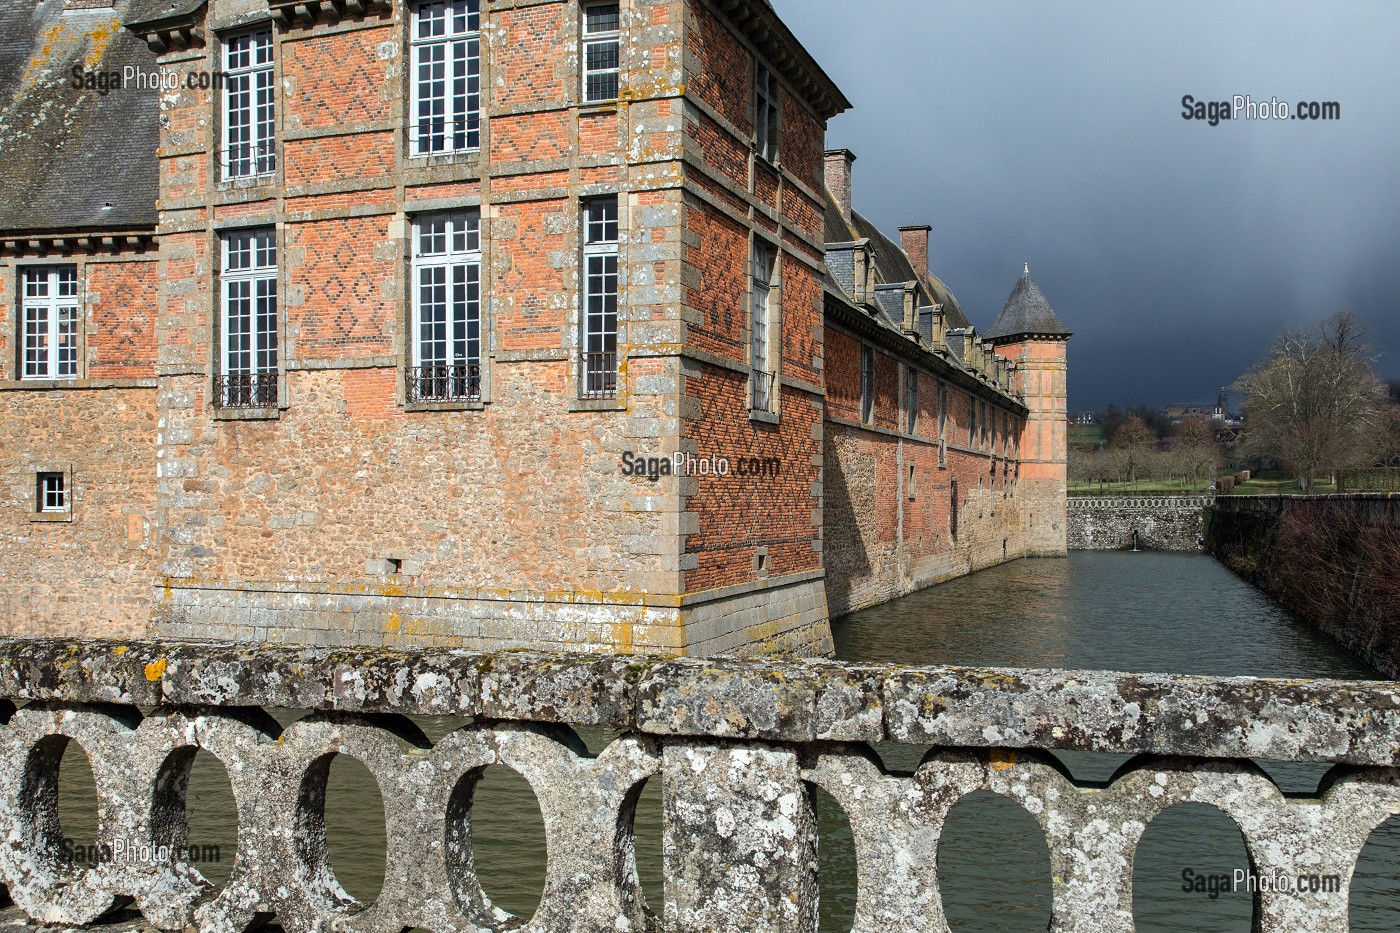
[1207,495,1400,677]
[1,639,1398,933]
[1067,495,1212,551]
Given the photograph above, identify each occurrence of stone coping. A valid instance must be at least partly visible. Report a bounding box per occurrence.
[1,638,1397,765]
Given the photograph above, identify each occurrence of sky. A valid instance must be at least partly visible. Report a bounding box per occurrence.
[776,0,1400,410]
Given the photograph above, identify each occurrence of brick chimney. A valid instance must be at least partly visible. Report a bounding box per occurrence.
[898,225,932,285]
[824,149,856,226]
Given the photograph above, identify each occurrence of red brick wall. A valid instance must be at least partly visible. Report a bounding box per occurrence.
[88,259,159,379]
[822,323,1032,616]
[495,5,566,107]
[687,2,751,132]
[285,217,395,361]
[682,364,821,592]
[283,26,393,131]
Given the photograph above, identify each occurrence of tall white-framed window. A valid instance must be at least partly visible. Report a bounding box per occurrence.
[749,238,776,412]
[582,2,621,103]
[860,345,875,425]
[581,196,620,399]
[20,266,79,380]
[410,211,482,402]
[222,28,275,180]
[218,228,279,408]
[755,63,780,162]
[411,0,481,156]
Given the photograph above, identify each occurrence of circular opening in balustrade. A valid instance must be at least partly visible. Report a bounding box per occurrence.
[182,751,239,889]
[937,790,1052,931]
[450,764,548,923]
[631,773,664,920]
[1132,802,1254,930]
[1351,814,1400,931]
[55,737,100,872]
[812,786,858,933]
[322,754,388,905]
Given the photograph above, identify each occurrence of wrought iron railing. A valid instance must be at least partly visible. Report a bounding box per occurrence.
[220,142,277,180]
[407,363,482,403]
[214,372,277,409]
[410,117,482,155]
[580,350,618,399]
[751,369,775,412]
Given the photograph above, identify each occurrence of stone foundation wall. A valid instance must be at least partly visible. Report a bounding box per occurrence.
[0,388,158,639]
[1068,496,1212,551]
[156,573,830,657]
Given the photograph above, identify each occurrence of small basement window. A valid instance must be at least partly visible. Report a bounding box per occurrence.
[37,472,66,513]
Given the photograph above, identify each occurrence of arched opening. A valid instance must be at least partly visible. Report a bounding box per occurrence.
[1132,802,1254,931]
[56,738,100,870]
[1350,814,1400,931]
[293,751,388,911]
[938,790,1052,932]
[462,764,548,922]
[322,755,387,905]
[630,773,664,921]
[182,751,239,890]
[812,785,857,933]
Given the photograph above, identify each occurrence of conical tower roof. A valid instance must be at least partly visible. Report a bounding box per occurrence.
[985,265,1071,342]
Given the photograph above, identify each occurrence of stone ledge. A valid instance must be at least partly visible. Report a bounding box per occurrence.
[2,639,1399,765]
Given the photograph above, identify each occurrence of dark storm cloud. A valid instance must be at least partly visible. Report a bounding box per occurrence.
[776,0,1400,408]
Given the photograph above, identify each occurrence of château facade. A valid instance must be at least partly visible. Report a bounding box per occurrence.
[0,0,1068,655]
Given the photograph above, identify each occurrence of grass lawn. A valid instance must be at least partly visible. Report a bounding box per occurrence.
[1226,470,1337,496]
[1069,425,1106,448]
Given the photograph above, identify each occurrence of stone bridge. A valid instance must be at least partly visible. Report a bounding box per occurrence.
[1068,495,1214,551]
[1,639,1399,932]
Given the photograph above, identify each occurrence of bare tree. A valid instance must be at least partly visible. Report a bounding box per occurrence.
[1369,405,1400,468]
[1110,416,1155,488]
[1234,312,1386,489]
[1172,417,1220,489]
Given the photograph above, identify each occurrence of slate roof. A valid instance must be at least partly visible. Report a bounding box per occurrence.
[0,0,159,233]
[125,0,205,27]
[821,193,971,330]
[985,267,1072,341]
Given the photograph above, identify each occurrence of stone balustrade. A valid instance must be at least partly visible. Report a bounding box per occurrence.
[2,639,1399,932]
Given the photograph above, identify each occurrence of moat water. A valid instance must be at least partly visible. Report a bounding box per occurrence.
[52,552,1400,931]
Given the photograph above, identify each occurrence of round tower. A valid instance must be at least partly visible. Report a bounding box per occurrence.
[985,266,1072,557]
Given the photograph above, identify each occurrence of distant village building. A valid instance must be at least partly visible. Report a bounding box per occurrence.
[0,0,1069,655]
[1166,392,1232,425]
